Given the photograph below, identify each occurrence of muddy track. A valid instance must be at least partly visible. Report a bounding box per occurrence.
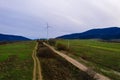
[43,43,111,80]
[32,43,42,80]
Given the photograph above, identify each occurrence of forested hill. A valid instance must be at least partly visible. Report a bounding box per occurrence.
[57,27,120,40]
[0,34,30,41]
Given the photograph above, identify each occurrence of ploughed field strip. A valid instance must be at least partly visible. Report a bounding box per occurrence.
[37,41,94,80]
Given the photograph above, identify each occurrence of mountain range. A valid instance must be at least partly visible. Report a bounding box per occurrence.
[0,34,30,41]
[57,27,120,40]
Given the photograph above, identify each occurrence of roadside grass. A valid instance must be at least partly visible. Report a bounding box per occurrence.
[57,39,120,80]
[0,41,36,80]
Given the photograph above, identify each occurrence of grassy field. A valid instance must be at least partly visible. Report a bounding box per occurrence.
[57,39,120,80]
[0,41,36,80]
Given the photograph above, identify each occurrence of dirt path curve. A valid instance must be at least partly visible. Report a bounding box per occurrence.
[44,43,111,80]
[32,42,42,80]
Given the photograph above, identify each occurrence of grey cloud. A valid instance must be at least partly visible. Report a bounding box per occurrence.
[0,0,120,39]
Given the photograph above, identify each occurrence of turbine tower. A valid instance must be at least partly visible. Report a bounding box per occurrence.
[46,23,51,41]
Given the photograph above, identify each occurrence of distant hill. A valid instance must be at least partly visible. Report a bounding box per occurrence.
[0,34,30,41]
[57,27,120,40]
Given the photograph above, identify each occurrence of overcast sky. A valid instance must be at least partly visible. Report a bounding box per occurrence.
[0,0,120,39]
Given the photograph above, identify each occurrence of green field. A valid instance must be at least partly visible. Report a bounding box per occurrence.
[0,41,36,80]
[57,39,120,80]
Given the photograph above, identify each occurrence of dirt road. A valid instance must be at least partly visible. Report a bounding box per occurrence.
[32,43,42,80]
[43,43,111,80]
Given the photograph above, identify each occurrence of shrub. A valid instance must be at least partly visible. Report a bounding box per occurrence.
[56,43,69,51]
[48,39,56,46]
[37,47,55,58]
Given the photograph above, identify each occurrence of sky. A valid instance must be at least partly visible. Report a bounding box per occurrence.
[0,0,120,39]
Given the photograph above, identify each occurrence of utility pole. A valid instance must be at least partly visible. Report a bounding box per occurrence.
[67,40,70,49]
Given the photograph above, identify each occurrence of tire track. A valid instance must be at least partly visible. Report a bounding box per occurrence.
[32,50,37,80]
[32,42,42,80]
